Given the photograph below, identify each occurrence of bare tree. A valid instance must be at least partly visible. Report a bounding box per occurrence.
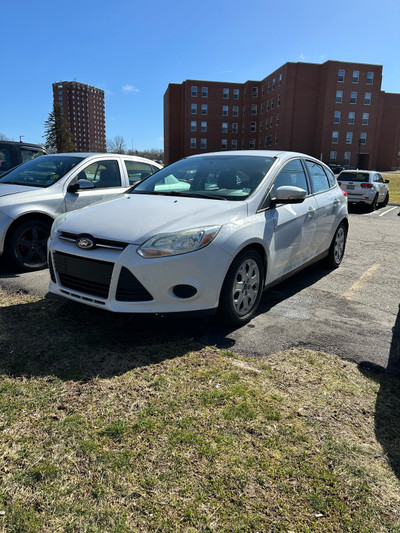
[107,136,126,154]
[0,133,9,140]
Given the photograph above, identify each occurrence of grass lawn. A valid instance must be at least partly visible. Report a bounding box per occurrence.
[1,291,400,532]
[382,172,400,203]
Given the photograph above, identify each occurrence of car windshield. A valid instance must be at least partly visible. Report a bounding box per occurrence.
[339,172,370,182]
[130,155,275,201]
[0,155,85,188]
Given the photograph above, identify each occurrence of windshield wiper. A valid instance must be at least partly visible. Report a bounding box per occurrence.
[133,190,227,200]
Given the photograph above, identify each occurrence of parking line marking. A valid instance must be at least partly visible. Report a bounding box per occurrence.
[379,206,397,216]
[344,263,380,299]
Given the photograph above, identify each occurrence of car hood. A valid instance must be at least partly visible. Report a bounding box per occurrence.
[0,184,38,197]
[60,194,248,244]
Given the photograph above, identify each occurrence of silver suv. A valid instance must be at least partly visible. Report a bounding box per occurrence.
[337,170,389,211]
[0,153,161,271]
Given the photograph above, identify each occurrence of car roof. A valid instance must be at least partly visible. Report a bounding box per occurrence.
[47,153,162,165]
[0,140,46,149]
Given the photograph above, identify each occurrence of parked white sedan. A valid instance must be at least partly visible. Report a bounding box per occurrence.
[48,151,348,325]
[0,153,161,271]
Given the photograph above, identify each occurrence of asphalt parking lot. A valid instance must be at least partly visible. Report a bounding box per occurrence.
[1,205,399,374]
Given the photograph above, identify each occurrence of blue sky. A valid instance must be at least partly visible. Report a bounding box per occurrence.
[1,0,399,151]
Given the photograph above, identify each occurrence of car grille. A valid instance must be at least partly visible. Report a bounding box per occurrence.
[52,252,154,303]
[59,231,129,250]
[53,252,113,299]
[116,267,153,301]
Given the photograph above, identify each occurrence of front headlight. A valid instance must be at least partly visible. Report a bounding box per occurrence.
[137,226,220,258]
[49,213,67,240]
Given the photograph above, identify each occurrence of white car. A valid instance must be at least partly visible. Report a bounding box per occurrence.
[48,151,348,325]
[337,170,390,211]
[0,153,161,271]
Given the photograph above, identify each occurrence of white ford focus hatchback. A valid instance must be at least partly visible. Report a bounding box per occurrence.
[48,151,348,325]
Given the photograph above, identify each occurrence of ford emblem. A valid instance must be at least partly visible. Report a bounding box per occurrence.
[76,236,95,250]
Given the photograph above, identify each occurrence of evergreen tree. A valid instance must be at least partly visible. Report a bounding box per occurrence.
[44,103,76,153]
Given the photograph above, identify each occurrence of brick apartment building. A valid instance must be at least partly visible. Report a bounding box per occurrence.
[164,60,400,170]
[52,81,106,152]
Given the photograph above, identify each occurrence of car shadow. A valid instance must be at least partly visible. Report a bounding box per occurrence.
[358,304,400,481]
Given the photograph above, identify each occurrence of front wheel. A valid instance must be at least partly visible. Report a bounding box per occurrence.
[6,219,51,272]
[323,222,347,269]
[379,192,389,208]
[219,249,264,326]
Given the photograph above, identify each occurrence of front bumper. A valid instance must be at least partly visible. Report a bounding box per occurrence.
[48,237,233,314]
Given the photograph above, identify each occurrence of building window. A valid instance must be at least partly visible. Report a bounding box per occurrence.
[223,88,229,99]
[336,90,343,103]
[201,121,207,132]
[201,138,207,149]
[231,139,237,150]
[332,131,339,144]
[222,122,228,133]
[190,138,196,148]
[360,132,367,144]
[344,152,351,165]
[276,114,280,126]
[348,112,355,124]
[272,78,276,90]
[201,104,208,115]
[191,86,197,97]
[266,100,270,111]
[362,112,369,125]
[190,121,197,131]
[222,105,228,116]
[271,98,274,110]
[249,139,256,149]
[330,151,337,162]
[233,105,239,116]
[252,87,258,98]
[250,122,256,132]
[232,123,238,133]
[334,111,341,124]
[275,133,278,145]
[265,118,268,129]
[277,94,281,106]
[367,72,374,85]
[350,92,357,104]
[279,74,282,86]
[352,70,359,83]
[261,103,264,114]
[202,87,208,98]
[221,139,228,150]
[267,81,271,92]
[251,104,257,115]
[270,117,273,128]
[233,88,239,99]
[338,69,345,82]
[346,132,353,144]
[364,92,371,105]
[191,104,197,114]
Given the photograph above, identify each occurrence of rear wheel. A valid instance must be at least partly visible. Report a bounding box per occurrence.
[6,219,51,272]
[219,249,264,326]
[323,222,347,269]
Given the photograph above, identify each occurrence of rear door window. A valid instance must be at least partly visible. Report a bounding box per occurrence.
[124,160,155,185]
[0,146,12,172]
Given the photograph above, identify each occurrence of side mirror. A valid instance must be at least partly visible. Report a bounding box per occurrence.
[385,179,390,184]
[67,179,95,193]
[272,186,307,205]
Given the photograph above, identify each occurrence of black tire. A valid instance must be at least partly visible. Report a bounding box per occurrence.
[367,194,378,212]
[6,219,51,272]
[323,222,347,269]
[219,249,264,326]
[379,192,389,208]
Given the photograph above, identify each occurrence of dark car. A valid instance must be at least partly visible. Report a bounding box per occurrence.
[326,163,344,174]
[0,141,48,175]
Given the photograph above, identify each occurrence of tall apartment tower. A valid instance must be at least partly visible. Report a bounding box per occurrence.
[164,60,400,170]
[52,81,106,152]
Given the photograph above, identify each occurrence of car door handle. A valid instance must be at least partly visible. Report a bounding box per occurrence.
[307,207,316,217]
